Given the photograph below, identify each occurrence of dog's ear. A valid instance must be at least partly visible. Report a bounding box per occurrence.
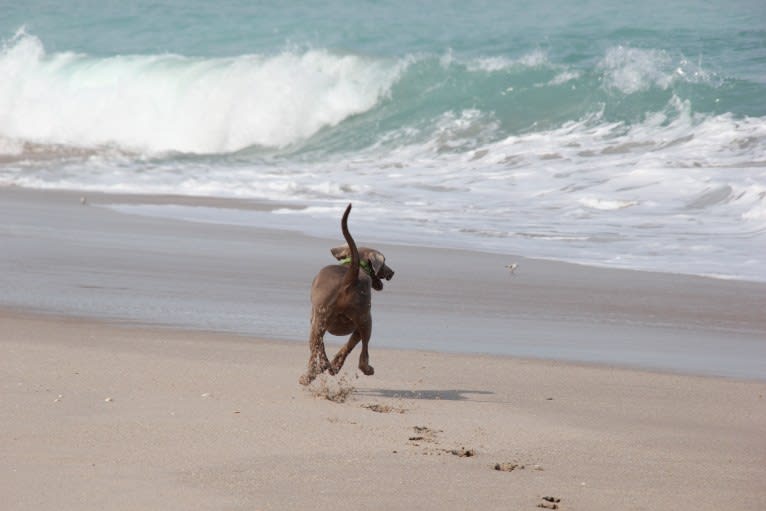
[330,245,351,260]
[368,252,386,275]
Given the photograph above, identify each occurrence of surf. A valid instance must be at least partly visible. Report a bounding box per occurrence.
[0,30,405,155]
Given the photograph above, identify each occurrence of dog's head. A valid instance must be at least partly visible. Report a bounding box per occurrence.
[331,245,395,291]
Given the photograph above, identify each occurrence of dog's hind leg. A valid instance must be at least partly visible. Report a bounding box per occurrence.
[330,330,361,374]
[299,308,334,385]
[357,321,375,376]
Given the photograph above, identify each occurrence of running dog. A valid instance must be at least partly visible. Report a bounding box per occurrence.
[299,204,394,385]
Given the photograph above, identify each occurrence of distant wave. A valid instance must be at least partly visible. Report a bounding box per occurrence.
[0,30,405,154]
[2,28,758,158]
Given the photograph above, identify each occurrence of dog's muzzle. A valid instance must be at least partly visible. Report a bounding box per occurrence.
[380,266,395,281]
[372,266,393,291]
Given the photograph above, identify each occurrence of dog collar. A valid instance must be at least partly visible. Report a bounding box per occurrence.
[338,257,374,278]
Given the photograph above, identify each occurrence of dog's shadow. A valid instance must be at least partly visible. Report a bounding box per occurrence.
[355,388,494,402]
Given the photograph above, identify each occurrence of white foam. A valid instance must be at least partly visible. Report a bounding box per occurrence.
[742,185,766,221]
[465,49,549,72]
[548,70,581,86]
[599,46,674,94]
[0,31,405,154]
[579,198,639,210]
[0,136,23,155]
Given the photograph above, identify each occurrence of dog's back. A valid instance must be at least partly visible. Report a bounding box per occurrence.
[310,264,353,308]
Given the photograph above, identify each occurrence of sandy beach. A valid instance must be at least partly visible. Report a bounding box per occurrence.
[2,186,766,510]
[2,311,765,511]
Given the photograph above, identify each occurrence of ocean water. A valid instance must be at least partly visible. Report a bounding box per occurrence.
[2,1,765,281]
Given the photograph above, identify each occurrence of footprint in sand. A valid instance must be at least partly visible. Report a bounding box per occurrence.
[362,403,406,414]
[408,425,440,444]
[537,496,561,509]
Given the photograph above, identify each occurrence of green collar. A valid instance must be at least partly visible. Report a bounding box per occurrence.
[338,257,374,277]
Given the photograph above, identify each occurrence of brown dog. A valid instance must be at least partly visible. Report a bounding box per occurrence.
[299,204,394,385]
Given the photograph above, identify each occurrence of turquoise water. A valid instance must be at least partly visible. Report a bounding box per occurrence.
[1,1,765,280]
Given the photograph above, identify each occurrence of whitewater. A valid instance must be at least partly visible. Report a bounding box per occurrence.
[1,1,765,281]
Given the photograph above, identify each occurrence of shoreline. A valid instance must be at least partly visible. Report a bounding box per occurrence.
[5,305,763,385]
[2,185,765,380]
[25,185,766,284]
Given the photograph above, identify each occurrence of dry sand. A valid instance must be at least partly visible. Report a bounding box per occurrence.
[2,311,765,511]
[1,186,766,510]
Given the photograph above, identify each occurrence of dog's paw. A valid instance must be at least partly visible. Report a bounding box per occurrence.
[359,364,375,376]
[298,373,314,386]
[318,359,336,376]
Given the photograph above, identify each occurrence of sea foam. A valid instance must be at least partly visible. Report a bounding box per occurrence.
[0,30,404,154]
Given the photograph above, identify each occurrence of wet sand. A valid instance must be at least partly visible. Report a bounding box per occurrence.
[1,186,765,378]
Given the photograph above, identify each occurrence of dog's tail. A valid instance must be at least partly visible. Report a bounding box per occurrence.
[341,203,360,287]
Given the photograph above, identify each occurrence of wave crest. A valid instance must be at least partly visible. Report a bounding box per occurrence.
[0,30,404,154]
[0,30,757,159]
[599,45,722,95]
